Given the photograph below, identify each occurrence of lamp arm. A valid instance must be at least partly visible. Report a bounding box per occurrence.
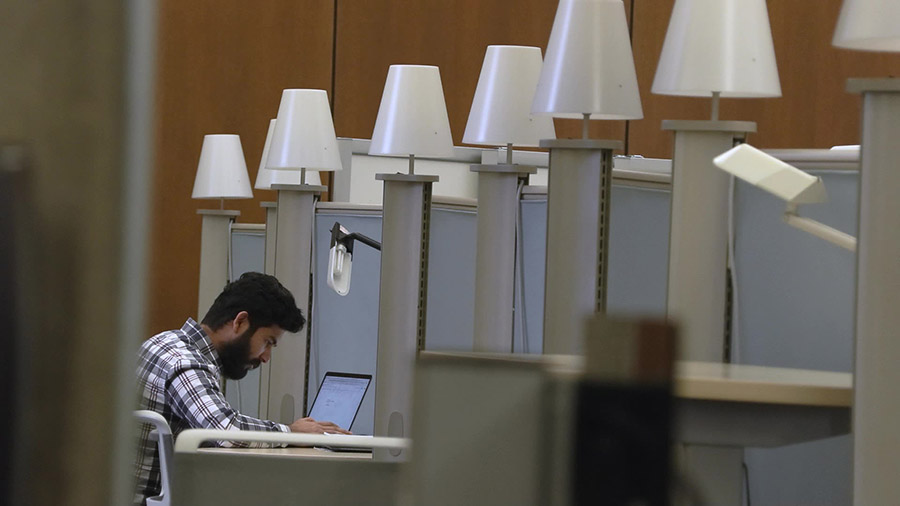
[783,205,857,252]
[346,233,382,251]
[329,221,382,256]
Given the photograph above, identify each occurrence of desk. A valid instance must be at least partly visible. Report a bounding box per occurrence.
[410,352,853,506]
[173,432,404,506]
[673,361,852,505]
[675,361,851,447]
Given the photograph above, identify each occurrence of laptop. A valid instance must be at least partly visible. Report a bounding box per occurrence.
[307,372,372,433]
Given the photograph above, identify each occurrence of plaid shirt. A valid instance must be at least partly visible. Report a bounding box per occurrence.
[133,318,289,505]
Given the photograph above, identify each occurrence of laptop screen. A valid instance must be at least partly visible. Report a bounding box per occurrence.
[307,372,371,431]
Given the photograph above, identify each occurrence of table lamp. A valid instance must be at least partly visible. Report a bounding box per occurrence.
[531,0,642,355]
[251,118,321,417]
[261,89,342,425]
[368,64,453,460]
[255,119,322,192]
[191,134,253,320]
[651,1,781,503]
[254,118,321,274]
[463,45,555,353]
[833,1,900,502]
[652,0,781,365]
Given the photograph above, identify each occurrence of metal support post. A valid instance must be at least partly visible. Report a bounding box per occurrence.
[663,120,756,506]
[471,164,536,352]
[197,209,240,320]
[267,184,324,424]
[662,120,756,362]
[539,139,620,355]
[373,173,438,461]
[847,78,900,505]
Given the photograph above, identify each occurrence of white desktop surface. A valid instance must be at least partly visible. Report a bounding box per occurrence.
[198,446,371,459]
[673,361,851,448]
[675,361,851,407]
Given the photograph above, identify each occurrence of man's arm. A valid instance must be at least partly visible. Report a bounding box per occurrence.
[166,366,289,448]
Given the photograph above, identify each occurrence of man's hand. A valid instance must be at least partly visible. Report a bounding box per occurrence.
[289,416,351,435]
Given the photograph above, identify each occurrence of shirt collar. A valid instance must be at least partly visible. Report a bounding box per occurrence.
[182,318,222,368]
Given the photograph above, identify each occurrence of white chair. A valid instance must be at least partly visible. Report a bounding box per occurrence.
[135,410,174,506]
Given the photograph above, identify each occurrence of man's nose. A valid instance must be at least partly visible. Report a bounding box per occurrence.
[260,349,271,363]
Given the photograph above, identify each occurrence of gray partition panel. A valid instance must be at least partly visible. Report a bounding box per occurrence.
[735,171,857,506]
[225,230,266,418]
[424,208,477,352]
[309,207,478,435]
[310,213,383,436]
[516,185,672,353]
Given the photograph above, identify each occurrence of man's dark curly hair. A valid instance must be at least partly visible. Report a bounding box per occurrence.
[201,272,305,333]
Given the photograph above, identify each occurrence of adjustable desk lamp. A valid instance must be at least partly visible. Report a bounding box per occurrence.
[832,1,900,502]
[463,45,555,353]
[369,64,454,461]
[192,134,253,320]
[263,89,342,424]
[651,2,780,503]
[713,144,855,251]
[531,0,642,355]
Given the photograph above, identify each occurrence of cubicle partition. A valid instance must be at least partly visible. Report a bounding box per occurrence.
[222,148,857,505]
[734,153,858,506]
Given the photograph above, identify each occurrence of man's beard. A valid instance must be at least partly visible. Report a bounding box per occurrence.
[218,327,262,380]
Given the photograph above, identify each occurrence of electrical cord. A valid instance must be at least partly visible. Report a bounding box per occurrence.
[513,179,529,354]
[727,174,742,364]
[310,214,320,406]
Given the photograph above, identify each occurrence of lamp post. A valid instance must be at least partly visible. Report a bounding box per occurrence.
[262,89,342,425]
[464,45,555,353]
[369,64,454,461]
[651,1,781,503]
[531,0,643,355]
[832,2,900,502]
[191,134,253,320]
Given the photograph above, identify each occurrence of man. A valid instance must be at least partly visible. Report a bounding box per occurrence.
[133,272,348,505]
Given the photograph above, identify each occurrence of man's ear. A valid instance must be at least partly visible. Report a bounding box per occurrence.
[232,311,250,333]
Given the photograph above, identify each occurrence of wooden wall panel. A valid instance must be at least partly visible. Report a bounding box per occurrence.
[149,0,900,336]
[630,0,900,159]
[333,0,633,149]
[149,0,335,335]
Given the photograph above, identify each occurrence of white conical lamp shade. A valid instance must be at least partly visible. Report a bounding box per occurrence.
[652,0,781,97]
[463,46,556,147]
[192,134,253,199]
[255,119,321,189]
[833,0,900,52]
[369,65,455,157]
[531,0,643,120]
[267,89,343,172]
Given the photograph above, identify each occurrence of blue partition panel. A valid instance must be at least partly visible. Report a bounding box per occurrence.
[736,171,857,506]
[309,213,383,435]
[515,185,672,353]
